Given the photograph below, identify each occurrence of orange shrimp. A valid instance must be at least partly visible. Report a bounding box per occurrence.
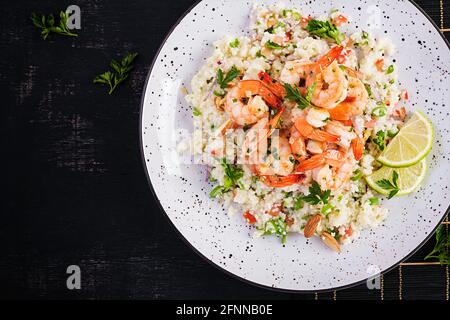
[261,174,306,188]
[225,80,282,126]
[258,71,286,99]
[294,117,340,143]
[351,137,364,161]
[328,76,368,120]
[295,149,346,172]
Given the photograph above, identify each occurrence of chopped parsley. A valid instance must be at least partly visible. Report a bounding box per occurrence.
[263,217,288,244]
[265,40,284,50]
[373,130,386,151]
[302,181,331,205]
[229,38,240,48]
[216,66,241,89]
[209,158,244,198]
[376,171,400,199]
[305,19,344,44]
[284,82,316,109]
[369,197,379,205]
[386,65,394,74]
[294,196,304,210]
[192,107,202,116]
[351,169,363,181]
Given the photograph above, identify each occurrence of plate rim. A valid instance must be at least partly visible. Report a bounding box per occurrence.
[139,0,450,293]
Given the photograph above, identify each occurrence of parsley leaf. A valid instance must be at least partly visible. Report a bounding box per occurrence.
[209,158,244,198]
[284,83,316,109]
[192,107,202,116]
[425,226,450,265]
[264,40,284,50]
[305,19,344,44]
[94,53,138,94]
[217,66,241,89]
[376,171,399,199]
[264,217,288,244]
[229,38,240,48]
[31,11,78,40]
[386,65,394,74]
[373,130,386,151]
[302,181,331,205]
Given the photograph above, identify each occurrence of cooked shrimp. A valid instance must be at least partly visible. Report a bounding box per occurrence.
[328,77,368,120]
[324,120,357,148]
[289,125,307,160]
[330,160,353,190]
[308,60,348,109]
[306,108,330,128]
[295,149,346,172]
[258,71,286,98]
[306,140,327,154]
[294,117,340,143]
[279,60,313,90]
[254,133,296,176]
[242,107,286,164]
[225,80,281,126]
[312,165,333,190]
[310,159,353,191]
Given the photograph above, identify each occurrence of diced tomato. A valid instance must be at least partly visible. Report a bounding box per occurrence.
[342,225,353,240]
[285,216,295,227]
[393,106,407,120]
[375,59,384,72]
[333,15,348,27]
[243,211,257,225]
[400,89,409,101]
[285,31,292,40]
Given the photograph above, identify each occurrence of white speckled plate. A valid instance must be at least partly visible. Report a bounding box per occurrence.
[140,0,450,292]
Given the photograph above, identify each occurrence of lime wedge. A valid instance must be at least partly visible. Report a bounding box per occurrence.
[377,111,433,168]
[365,159,427,197]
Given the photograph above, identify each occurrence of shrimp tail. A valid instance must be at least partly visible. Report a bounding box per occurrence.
[295,154,327,172]
[261,174,306,188]
[258,71,286,99]
[351,137,364,161]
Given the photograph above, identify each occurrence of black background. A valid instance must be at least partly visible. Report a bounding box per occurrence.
[1,0,449,299]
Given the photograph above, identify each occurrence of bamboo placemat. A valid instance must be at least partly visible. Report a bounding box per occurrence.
[314,0,450,300]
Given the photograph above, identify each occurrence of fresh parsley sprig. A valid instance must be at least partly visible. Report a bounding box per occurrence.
[262,217,288,244]
[209,158,244,198]
[31,11,78,40]
[284,83,316,109]
[264,40,285,50]
[94,53,138,94]
[305,19,344,44]
[376,171,399,199]
[302,181,331,205]
[217,66,241,89]
[425,226,449,265]
[373,130,386,151]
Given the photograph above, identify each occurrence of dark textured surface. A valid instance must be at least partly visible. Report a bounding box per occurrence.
[1,0,449,300]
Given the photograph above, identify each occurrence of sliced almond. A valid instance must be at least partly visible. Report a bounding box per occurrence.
[303,214,321,238]
[214,96,225,111]
[320,232,341,253]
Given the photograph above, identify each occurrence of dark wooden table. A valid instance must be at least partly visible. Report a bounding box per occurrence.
[1,0,449,300]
